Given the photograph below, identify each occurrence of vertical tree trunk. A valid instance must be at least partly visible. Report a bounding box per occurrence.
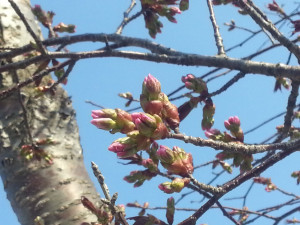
[0,1,100,224]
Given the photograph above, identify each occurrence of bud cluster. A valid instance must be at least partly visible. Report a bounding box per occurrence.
[91,75,192,192]
[32,5,76,36]
[205,116,251,172]
[205,116,244,143]
[140,74,180,130]
[157,145,193,177]
[140,0,189,38]
[181,74,208,95]
[224,116,244,142]
[180,74,215,130]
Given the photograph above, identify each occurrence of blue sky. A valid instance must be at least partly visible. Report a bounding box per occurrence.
[1,0,299,224]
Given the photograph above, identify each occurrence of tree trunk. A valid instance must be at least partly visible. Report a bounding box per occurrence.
[0,1,100,224]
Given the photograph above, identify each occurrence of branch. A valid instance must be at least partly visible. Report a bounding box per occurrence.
[0,59,72,100]
[237,0,300,59]
[116,0,141,35]
[273,206,300,225]
[1,34,300,81]
[209,72,246,97]
[206,0,226,55]
[168,132,300,154]
[178,148,298,225]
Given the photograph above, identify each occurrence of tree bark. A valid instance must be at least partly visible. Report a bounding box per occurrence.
[0,1,100,224]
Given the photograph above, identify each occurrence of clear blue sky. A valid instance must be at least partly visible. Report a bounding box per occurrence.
[1,0,299,224]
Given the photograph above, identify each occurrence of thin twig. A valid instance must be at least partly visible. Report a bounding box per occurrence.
[0,59,72,100]
[8,0,47,55]
[48,60,77,90]
[237,0,300,60]
[91,161,111,201]
[206,0,226,55]
[85,100,105,109]
[215,201,241,225]
[209,72,246,97]
[116,0,139,34]
[274,80,299,142]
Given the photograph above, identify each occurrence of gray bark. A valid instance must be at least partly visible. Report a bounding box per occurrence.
[0,1,100,224]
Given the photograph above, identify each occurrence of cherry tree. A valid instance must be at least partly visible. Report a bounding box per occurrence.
[0,0,299,225]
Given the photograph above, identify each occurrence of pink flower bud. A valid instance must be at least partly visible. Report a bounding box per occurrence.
[205,129,223,140]
[131,113,157,137]
[142,74,161,98]
[108,137,137,158]
[91,109,117,119]
[169,7,181,16]
[224,116,244,142]
[182,74,208,95]
[142,158,158,173]
[157,145,174,163]
[91,118,117,131]
[157,146,193,177]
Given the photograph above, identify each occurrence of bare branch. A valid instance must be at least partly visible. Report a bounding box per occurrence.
[168,132,300,154]
[206,0,226,55]
[237,0,300,59]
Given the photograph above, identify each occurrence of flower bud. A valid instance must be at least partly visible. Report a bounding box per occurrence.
[91,118,117,131]
[124,169,157,187]
[205,129,223,141]
[224,116,244,142]
[158,178,190,194]
[181,74,208,95]
[142,74,161,98]
[108,137,137,158]
[267,1,284,14]
[91,108,135,134]
[131,112,157,137]
[142,158,158,173]
[131,112,168,140]
[166,197,175,225]
[91,109,117,119]
[147,141,159,164]
[202,99,215,130]
[157,145,193,177]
